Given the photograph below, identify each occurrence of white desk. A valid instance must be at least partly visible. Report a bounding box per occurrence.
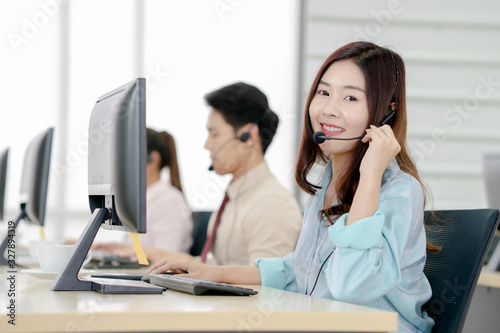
[462,267,500,332]
[0,266,398,333]
[478,267,500,289]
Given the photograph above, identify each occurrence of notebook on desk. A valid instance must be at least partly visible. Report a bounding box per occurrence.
[86,276,165,294]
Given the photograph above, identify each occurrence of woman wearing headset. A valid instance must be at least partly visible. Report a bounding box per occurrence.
[147,42,436,333]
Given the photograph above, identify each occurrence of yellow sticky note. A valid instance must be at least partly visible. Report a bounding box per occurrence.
[129,232,149,265]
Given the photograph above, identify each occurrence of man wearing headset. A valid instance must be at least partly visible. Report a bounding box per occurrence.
[199,82,302,265]
[121,82,303,266]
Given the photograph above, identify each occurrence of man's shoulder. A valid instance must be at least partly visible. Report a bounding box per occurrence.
[254,174,296,201]
[242,176,301,217]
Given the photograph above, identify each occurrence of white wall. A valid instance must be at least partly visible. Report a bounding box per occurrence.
[143,0,301,211]
[0,0,300,242]
[302,0,500,210]
[2,0,499,244]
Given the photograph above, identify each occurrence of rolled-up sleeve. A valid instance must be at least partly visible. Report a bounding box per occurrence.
[326,180,421,304]
[329,211,385,249]
[255,252,298,292]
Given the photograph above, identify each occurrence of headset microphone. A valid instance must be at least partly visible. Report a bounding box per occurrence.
[313,131,364,143]
[208,132,250,171]
[313,105,398,144]
[315,56,399,145]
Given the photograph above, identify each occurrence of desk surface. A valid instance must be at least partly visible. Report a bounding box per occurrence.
[478,266,500,289]
[0,265,398,333]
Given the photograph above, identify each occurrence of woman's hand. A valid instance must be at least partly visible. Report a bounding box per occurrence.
[360,125,400,179]
[345,125,400,226]
[146,260,224,282]
[145,260,262,285]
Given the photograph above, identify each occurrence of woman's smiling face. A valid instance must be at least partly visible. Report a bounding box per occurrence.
[309,59,370,157]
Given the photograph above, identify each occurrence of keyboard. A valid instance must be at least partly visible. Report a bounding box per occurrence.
[86,250,141,269]
[145,273,258,296]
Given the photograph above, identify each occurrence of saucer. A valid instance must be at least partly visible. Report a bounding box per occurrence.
[21,269,95,281]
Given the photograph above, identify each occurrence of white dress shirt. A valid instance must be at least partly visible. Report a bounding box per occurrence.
[124,180,193,253]
[206,161,303,265]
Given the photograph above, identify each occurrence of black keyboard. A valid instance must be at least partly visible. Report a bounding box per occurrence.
[85,250,141,269]
[145,273,258,296]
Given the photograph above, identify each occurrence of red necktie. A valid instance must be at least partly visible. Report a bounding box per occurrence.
[200,192,230,263]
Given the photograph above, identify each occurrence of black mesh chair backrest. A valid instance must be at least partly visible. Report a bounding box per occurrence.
[189,211,213,256]
[422,209,500,333]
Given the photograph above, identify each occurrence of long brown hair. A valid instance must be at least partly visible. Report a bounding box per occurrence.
[295,41,439,252]
[147,128,183,193]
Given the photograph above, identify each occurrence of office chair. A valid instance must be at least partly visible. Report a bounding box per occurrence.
[422,209,500,333]
[189,211,213,256]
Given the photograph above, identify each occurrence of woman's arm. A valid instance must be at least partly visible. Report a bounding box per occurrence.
[327,177,425,304]
[345,174,381,226]
[347,125,400,226]
[146,259,262,285]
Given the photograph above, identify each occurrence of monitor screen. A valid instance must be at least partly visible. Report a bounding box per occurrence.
[51,78,161,294]
[0,128,54,266]
[19,127,54,226]
[0,148,9,221]
[88,78,147,233]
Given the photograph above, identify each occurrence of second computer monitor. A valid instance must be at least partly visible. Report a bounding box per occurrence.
[0,128,54,266]
[0,148,9,221]
[19,127,54,226]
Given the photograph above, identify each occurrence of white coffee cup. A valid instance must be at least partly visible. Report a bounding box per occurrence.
[29,239,62,261]
[38,245,92,273]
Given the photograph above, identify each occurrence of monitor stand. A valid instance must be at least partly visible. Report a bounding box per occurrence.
[0,210,26,266]
[51,208,164,294]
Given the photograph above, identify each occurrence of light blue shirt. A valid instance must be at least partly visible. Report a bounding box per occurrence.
[255,159,434,333]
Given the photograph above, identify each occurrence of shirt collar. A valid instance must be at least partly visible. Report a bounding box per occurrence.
[226,160,271,200]
[318,158,401,198]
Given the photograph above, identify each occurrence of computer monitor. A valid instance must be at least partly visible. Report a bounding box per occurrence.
[0,128,54,265]
[52,78,163,294]
[0,148,9,222]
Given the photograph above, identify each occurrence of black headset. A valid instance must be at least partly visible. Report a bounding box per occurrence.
[208,131,251,171]
[313,57,400,143]
[237,131,250,142]
[377,58,399,127]
[308,56,401,295]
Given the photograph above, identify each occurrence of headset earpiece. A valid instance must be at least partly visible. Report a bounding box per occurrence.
[377,57,400,128]
[378,105,397,127]
[146,155,153,163]
[238,132,250,142]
